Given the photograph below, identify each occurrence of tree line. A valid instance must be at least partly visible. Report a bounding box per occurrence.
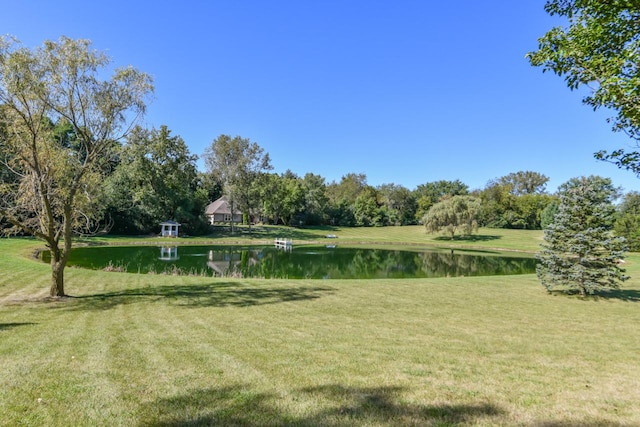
[91,127,640,257]
[100,132,561,233]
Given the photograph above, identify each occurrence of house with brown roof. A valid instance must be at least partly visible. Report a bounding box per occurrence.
[204,196,243,225]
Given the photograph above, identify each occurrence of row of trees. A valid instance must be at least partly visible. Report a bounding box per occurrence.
[106,133,640,257]
[31,125,549,235]
[91,128,570,235]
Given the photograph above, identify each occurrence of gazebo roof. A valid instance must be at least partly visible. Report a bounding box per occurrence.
[160,220,181,226]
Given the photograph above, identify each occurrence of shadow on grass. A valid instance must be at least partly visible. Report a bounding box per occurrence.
[67,282,335,310]
[0,322,37,330]
[536,421,629,427]
[548,289,640,302]
[208,225,336,241]
[138,384,507,427]
[434,234,502,243]
[595,289,640,302]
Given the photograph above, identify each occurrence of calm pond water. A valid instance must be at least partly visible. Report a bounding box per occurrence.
[47,245,537,279]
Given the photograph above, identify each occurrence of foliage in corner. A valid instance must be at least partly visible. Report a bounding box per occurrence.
[528,1,640,174]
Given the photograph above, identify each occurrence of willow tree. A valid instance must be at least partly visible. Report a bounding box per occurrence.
[423,195,480,240]
[0,36,153,297]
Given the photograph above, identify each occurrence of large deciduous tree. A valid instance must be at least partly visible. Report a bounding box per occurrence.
[614,191,640,251]
[528,1,640,173]
[477,177,555,230]
[497,171,549,195]
[423,195,480,240]
[0,36,152,297]
[202,134,272,232]
[353,186,384,227]
[260,171,305,226]
[326,173,368,226]
[378,183,417,226]
[536,176,628,296]
[105,125,204,234]
[414,179,469,222]
[301,173,328,225]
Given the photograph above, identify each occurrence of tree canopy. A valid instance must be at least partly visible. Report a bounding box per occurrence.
[104,125,205,234]
[423,195,480,240]
[202,134,272,232]
[614,191,640,251]
[414,179,468,221]
[528,1,640,174]
[0,36,153,297]
[497,171,549,195]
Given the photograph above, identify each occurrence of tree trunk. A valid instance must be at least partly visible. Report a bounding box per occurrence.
[230,200,236,234]
[50,261,65,297]
[49,247,66,297]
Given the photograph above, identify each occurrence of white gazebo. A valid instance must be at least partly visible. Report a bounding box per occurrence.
[160,220,181,237]
[159,246,179,260]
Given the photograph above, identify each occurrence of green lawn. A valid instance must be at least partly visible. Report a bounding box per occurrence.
[91,225,545,253]
[1,228,639,426]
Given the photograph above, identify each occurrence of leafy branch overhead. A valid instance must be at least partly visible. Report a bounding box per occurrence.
[528,0,640,173]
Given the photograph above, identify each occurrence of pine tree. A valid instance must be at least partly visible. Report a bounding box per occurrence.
[536,176,628,296]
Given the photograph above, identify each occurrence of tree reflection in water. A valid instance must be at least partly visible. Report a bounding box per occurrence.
[59,245,538,279]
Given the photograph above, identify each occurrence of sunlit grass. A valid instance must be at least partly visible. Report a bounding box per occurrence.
[1,231,639,426]
[90,225,544,253]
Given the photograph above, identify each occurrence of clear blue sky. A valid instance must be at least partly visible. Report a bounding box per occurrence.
[2,1,638,193]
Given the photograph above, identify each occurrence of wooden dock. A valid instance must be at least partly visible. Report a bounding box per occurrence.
[274,238,293,250]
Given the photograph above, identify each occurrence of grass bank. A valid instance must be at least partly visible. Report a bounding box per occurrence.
[1,229,639,426]
[89,225,544,253]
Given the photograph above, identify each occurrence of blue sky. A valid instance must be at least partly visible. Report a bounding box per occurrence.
[2,1,639,193]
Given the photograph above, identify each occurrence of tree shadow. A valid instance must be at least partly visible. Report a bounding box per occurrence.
[298,385,505,426]
[64,282,335,311]
[208,225,324,241]
[72,237,110,246]
[138,384,507,426]
[0,322,37,331]
[548,289,640,302]
[536,420,628,427]
[591,288,640,302]
[445,248,503,255]
[434,234,502,242]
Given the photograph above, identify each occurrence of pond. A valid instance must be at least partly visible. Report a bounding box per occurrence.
[44,245,538,279]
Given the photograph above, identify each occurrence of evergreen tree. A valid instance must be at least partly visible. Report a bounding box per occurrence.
[536,176,628,296]
[540,200,559,229]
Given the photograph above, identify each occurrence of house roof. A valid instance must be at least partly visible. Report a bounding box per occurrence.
[205,196,241,215]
